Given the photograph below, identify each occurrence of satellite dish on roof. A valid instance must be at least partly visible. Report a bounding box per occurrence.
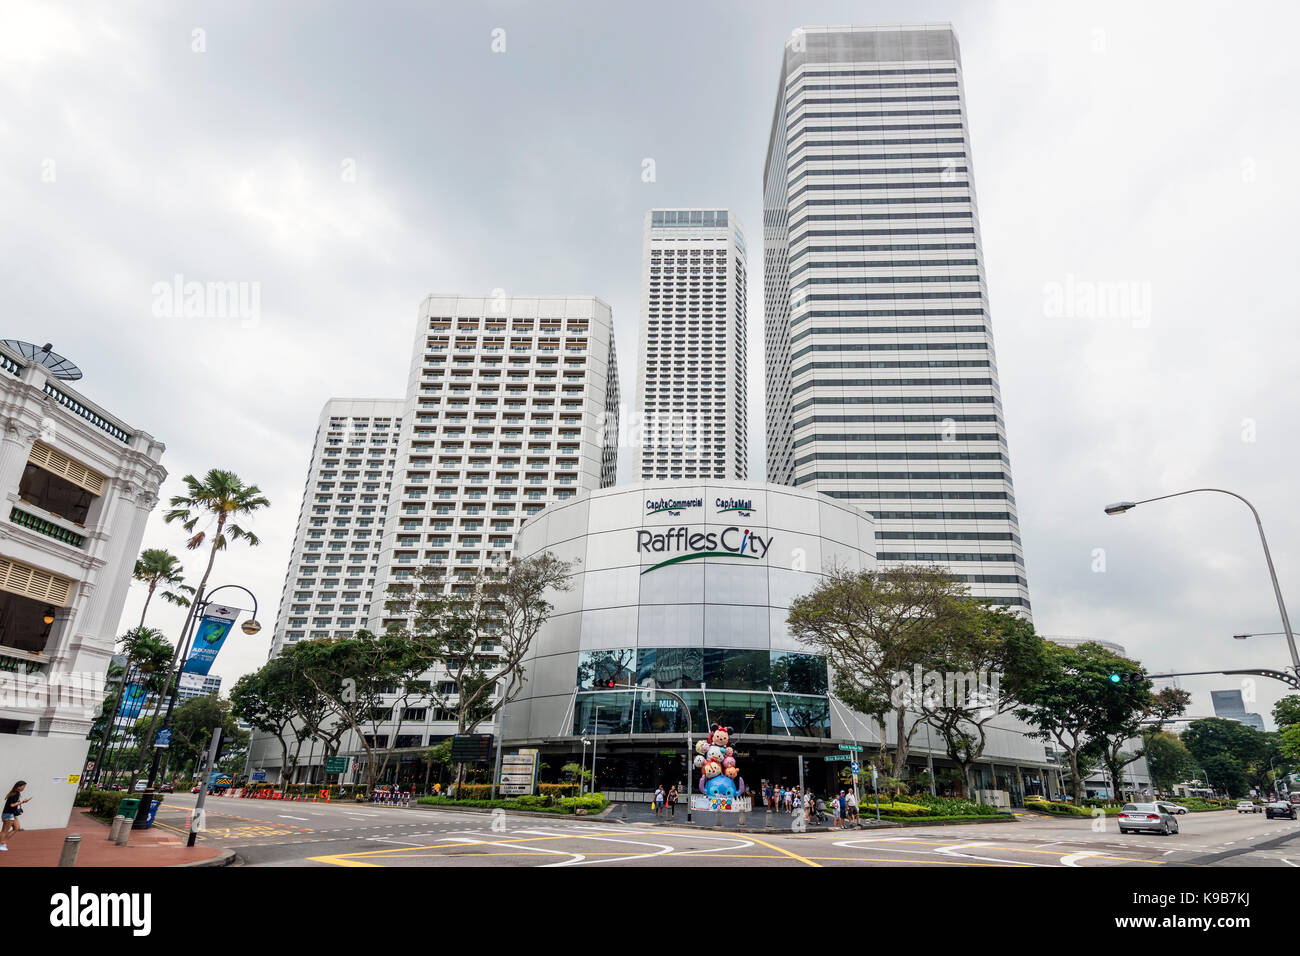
[1,341,83,380]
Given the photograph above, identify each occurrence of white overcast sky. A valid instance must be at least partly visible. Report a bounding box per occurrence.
[4,0,1299,727]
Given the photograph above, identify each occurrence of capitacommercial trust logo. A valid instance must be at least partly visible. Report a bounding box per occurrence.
[636,526,772,575]
[645,496,702,517]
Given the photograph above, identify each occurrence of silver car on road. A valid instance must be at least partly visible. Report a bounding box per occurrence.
[1117,802,1179,835]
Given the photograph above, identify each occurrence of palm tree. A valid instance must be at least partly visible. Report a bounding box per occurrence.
[136,470,270,775]
[90,626,173,787]
[133,548,196,628]
[165,469,270,603]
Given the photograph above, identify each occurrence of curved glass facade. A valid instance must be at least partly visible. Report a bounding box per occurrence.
[573,648,831,738]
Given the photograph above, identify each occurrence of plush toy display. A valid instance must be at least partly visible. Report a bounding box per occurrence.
[698,724,746,800]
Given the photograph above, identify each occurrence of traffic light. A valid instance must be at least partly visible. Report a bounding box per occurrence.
[1107,670,1145,684]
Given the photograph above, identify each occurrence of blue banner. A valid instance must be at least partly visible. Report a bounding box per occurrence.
[120,682,149,720]
[182,605,241,676]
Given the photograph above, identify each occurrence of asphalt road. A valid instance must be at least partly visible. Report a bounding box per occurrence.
[152,795,1300,868]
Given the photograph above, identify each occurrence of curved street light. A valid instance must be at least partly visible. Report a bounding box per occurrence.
[1104,488,1298,678]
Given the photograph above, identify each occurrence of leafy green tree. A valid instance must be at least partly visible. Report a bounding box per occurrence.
[384,552,575,790]
[1142,730,1197,793]
[787,565,972,779]
[132,548,195,628]
[169,693,245,777]
[913,605,1049,798]
[1147,687,1193,732]
[1202,753,1249,798]
[288,630,428,793]
[230,655,316,790]
[1013,642,1152,803]
[1273,695,1300,730]
[1182,718,1269,768]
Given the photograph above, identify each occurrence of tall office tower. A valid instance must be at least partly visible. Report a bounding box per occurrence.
[371,294,619,621]
[266,398,404,658]
[764,24,1031,612]
[635,209,748,481]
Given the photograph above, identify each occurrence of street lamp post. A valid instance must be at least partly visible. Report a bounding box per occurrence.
[133,584,260,830]
[1104,489,1298,676]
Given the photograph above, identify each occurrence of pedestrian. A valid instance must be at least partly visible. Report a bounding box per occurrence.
[654,784,665,818]
[837,790,848,829]
[764,780,774,811]
[1,780,30,850]
[667,786,678,818]
[831,791,843,829]
[846,789,858,827]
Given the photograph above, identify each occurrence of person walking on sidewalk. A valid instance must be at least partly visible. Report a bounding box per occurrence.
[1,781,30,850]
[653,784,665,819]
[667,786,678,818]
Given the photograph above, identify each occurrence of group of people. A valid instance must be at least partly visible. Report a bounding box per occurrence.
[651,784,679,817]
[760,781,861,828]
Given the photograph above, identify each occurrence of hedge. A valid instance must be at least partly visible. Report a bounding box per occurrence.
[74,789,163,820]
[417,793,607,814]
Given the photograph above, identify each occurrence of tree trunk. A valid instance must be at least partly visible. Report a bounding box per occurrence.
[893,706,911,780]
[138,581,157,629]
[1069,749,1083,803]
[963,762,976,800]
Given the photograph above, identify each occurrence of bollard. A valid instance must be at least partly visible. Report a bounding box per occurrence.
[107,815,123,841]
[114,821,131,847]
[714,809,722,828]
[620,801,628,822]
[58,833,82,867]
[765,809,773,829]
[737,809,746,827]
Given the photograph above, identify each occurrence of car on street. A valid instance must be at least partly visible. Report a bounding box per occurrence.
[132,779,147,792]
[159,783,174,793]
[1157,802,1188,815]
[1118,802,1179,835]
[1265,800,1297,820]
[1237,800,1262,813]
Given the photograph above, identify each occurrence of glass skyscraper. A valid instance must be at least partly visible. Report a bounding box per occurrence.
[764,24,1031,613]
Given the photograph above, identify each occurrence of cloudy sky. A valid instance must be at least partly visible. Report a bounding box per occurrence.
[5,0,1299,727]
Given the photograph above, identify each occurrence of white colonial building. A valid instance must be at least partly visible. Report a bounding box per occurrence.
[0,341,165,828]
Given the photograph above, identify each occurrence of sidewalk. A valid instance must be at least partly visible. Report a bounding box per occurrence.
[0,808,229,867]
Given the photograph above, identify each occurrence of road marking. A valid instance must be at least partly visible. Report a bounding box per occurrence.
[279,815,309,821]
[1059,851,1103,867]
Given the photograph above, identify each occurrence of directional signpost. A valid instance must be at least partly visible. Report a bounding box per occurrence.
[498,750,539,796]
[325,756,351,775]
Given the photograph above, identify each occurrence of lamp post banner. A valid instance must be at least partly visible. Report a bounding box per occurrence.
[182,604,242,676]
[119,682,149,719]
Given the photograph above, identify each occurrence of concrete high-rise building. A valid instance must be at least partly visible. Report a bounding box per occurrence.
[252,295,620,783]
[266,398,403,658]
[635,209,748,481]
[763,23,1030,612]
[370,294,620,627]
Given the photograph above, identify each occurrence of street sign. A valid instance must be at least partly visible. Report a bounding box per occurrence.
[824,754,852,762]
[851,761,860,774]
[251,771,267,782]
[838,744,863,752]
[325,756,351,774]
[451,733,494,763]
[154,728,172,749]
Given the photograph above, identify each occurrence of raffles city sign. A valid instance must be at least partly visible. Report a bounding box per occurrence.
[636,525,773,575]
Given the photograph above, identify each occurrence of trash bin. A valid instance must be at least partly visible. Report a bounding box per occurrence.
[117,797,140,821]
[144,798,162,829]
